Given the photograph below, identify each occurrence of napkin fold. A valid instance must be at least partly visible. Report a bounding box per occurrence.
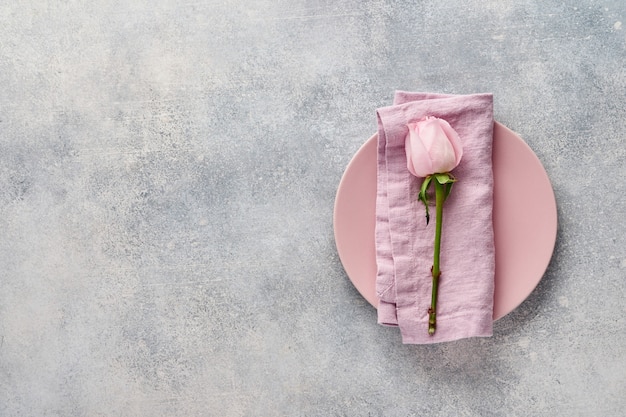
[375,92,495,344]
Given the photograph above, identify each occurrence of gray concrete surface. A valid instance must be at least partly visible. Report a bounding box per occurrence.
[1,1,625,416]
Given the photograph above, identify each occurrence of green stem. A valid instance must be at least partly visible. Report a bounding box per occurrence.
[428,180,445,335]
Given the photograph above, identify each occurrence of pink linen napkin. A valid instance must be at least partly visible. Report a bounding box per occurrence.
[375,92,495,344]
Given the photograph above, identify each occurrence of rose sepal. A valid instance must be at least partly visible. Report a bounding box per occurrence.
[433,172,456,185]
[418,176,433,225]
[418,172,456,225]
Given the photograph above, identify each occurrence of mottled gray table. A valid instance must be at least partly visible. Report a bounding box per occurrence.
[1,1,625,416]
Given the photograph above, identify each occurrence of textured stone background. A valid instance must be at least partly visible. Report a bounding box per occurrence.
[1,1,625,416]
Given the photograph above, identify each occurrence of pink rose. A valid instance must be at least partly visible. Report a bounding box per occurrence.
[405,116,463,178]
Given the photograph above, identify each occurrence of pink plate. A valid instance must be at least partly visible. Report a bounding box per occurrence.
[333,122,557,320]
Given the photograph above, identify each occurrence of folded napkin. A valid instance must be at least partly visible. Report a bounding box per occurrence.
[375,92,495,344]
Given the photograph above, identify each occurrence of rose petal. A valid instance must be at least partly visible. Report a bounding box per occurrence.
[405,123,433,177]
[419,119,457,173]
[405,138,417,177]
[437,118,463,167]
